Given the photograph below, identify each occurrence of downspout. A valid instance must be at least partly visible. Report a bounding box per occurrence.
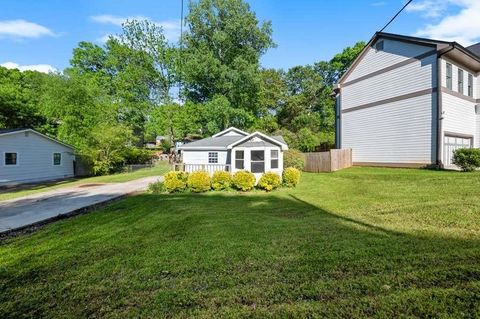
[436,45,455,168]
[333,85,341,149]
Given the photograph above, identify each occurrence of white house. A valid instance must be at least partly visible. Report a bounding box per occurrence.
[334,32,480,169]
[178,127,288,178]
[0,128,75,186]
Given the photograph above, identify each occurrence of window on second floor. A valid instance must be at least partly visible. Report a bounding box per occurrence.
[446,63,452,90]
[458,69,464,94]
[468,73,473,97]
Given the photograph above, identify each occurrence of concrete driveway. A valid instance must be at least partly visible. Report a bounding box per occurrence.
[0,176,163,234]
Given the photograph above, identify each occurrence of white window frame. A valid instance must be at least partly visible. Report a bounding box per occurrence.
[235,150,244,169]
[53,152,62,166]
[271,149,279,169]
[446,62,452,90]
[250,150,265,173]
[468,73,473,97]
[208,152,218,164]
[4,152,18,166]
[458,68,464,94]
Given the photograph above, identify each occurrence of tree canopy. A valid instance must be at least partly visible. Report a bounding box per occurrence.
[0,0,365,173]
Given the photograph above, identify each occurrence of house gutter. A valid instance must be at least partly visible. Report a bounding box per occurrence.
[436,45,455,168]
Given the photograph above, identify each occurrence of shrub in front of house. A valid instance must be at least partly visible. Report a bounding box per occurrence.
[452,148,480,172]
[258,172,281,192]
[211,171,232,190]
[187,171,211,193]
[164,171,188,193]
[283,167,301,187]
[284,149,305,171]
[148,180,164,194]
[232,171,256,191]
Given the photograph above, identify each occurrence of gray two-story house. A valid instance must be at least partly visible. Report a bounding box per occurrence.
[335,32,480,168]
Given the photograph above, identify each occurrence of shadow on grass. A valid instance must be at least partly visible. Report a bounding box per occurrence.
[1,191,479,318]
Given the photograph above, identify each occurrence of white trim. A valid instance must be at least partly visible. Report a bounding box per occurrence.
[0,129,75,150]
[52,152,62,166]
[3,151,19,167]
[212,127,249,138]
[227,132,288,150]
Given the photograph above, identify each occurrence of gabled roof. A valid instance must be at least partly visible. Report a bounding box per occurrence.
[212,127,249,137]
[178,128,288,151]
[336,32,480,87]
[467,43,480,59]
[0,128,75,149]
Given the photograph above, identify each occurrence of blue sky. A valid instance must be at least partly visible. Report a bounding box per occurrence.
[1,0,479,73]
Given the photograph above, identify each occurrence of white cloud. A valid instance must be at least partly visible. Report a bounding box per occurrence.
[0,19,54,39]
[1,61,56,73]
[408,0,480,45]
[91,14,181,42]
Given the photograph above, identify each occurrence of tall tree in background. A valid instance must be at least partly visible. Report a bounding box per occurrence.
[181,0,275,113]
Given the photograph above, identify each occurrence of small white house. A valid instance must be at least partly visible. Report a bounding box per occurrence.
[178,127,288,179]
[0,128,75,186]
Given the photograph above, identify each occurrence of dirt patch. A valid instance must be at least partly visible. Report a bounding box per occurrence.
[77,184,107,188]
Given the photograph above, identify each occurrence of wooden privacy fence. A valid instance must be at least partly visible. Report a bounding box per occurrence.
[304,149,352,172]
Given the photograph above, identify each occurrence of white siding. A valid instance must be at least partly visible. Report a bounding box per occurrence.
[345,39,433,82]
[0,132,74,185]
[440,58,477,98]
[231,146,283,180]
[442,93,476,137]
[342,94,436,164]
[182,150,229,165]
[342,54,436,110]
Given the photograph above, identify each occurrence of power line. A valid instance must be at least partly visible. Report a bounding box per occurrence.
[379,0,413,33]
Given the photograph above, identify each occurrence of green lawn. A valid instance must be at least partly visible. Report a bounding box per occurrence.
[1,167,480,318]
[0,162,170,201]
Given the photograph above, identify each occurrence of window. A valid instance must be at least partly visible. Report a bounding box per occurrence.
[446,63,452,90]
[235,150,244,169]
[53,153,61,165]
[208,152,218,164]
[250,150,265,173]
[458,69,464,94]
[375,40,384,51]
[468,73,473,97]
[5,153,17,165]
[271,150,279,169]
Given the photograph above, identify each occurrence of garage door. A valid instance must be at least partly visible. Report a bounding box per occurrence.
[443,135,472,167]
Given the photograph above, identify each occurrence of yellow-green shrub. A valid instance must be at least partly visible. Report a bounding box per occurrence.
[187,171,211,193]
[232,171,256,191]
[212,171,232,190]
[164,171,188,193]
[258,172,281,191]
[148,180,164,193]
[283,167,301,187]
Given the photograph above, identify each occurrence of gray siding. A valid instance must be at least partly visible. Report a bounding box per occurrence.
[340,38,437,165]
[346,39,434,82]
[0,131,74,185]
[342,94,436,164]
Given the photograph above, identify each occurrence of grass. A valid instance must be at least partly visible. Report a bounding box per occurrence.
[0,162,170,201]
[1,167,480,318]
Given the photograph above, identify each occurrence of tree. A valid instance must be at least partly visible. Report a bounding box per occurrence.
[181,0,275,113]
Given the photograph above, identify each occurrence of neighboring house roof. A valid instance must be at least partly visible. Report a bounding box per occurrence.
[178,128,288,151]
[337,32,480,87]
[467,43,480,58]
[0,128,75,150]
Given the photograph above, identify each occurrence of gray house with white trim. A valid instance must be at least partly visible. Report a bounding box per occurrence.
[0,128,75,186]
[335,32,480,169]
[178,127,288,178]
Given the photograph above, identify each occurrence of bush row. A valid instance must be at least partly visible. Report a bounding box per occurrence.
[149,168,300,194]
